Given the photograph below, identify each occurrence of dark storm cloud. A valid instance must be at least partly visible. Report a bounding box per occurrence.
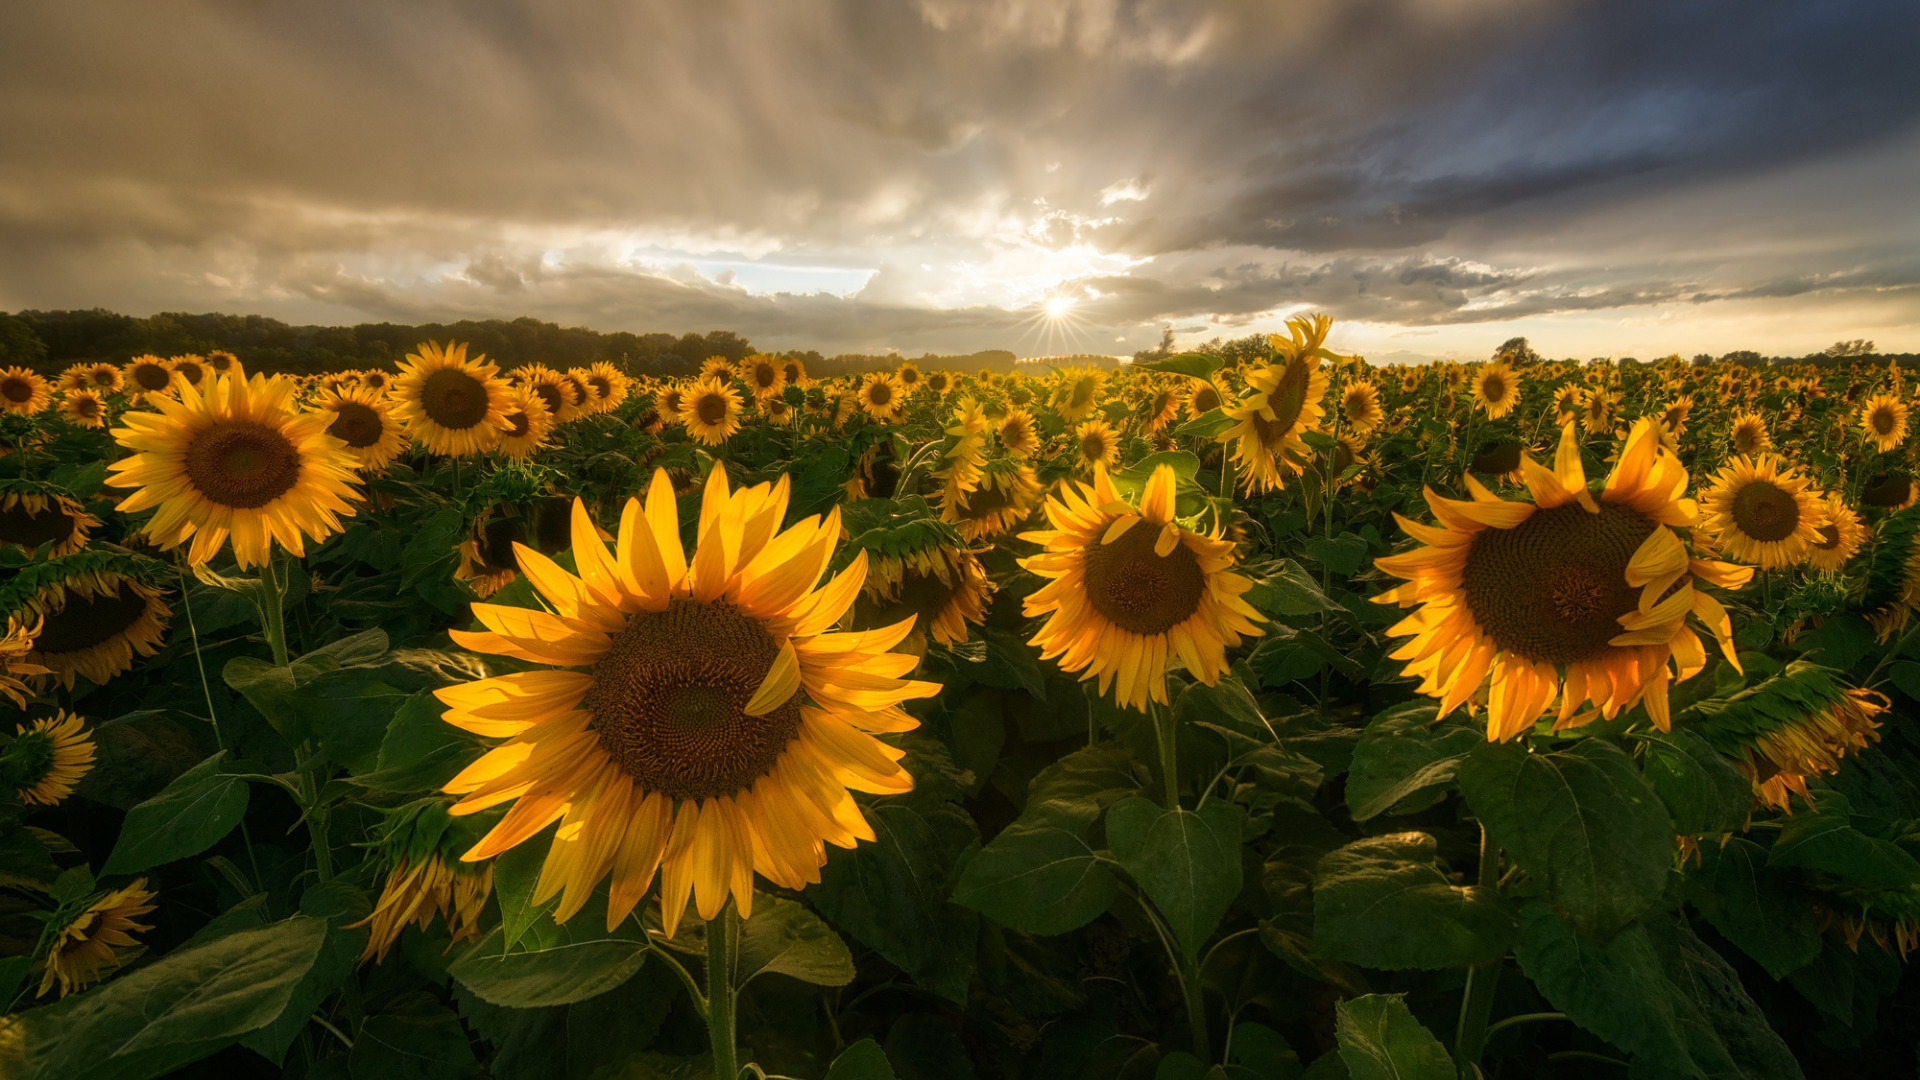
[0,0,1914,353]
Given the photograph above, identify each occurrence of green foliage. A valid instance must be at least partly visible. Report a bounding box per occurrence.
[1312,833,1517,969]
[1333,995,1454,1080]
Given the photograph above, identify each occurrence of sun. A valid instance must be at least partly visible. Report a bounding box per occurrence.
[1044,295,1076,319]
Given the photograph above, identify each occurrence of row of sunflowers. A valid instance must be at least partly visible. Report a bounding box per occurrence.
[2,315,1920,1079]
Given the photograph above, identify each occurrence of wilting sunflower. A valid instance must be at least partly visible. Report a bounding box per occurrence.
[390,341,515,457]
[998,409,1038,459]
[106,372,362,568]
[0,482,99,556]
[582,362,630,413]
[1220,315,1333,494]
[311,385,406,471]
[1806,493,1866,573]
[1864,472,1918,510]
[5,556,172,688]
[1057,368,1105,422]
[1471,439,1530,484]
[122,355,176,400]
[942,459,1041,541]
[1376,420,1751,739]
[1021,464,1265,710]
[1341,380,1383,432]
[435,464,938,936]
[170,354,207,391]
[851,521,992,649]
[1729,412,1771,456]
[84,362,124,393]
[680,377,745,445]
[5,710,96,805]
[57,389,107,429]
[858,372,904,422]
[350,802,494,963]
[740,355,784,401]
[1471,362,1520,419]
[1,614,51,708]
[0,366,52,415]
[1698,455,1827,569]
[496,385,556,460]
[37,879,158,998]
[1074,418,1120,474]
[1691,662,1885,813]
[1860,393,1909,453]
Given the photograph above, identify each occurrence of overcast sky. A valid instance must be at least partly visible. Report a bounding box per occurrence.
[2,1,1916,360]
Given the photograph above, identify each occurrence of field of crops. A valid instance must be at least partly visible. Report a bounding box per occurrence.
[3,316,1919,1079]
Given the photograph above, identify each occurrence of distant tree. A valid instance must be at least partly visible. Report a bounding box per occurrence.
[1494,336,1542,366]
[1720,350,1763,366]
[1692,353,1714,366]
[0,314,47,365]
[1826,339,1876,358]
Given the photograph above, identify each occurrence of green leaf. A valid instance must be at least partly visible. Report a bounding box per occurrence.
[351,689,482,794]
[101,751,250,875]
[448,921,649,1009]
[1332,994,1455,1080]
[1176,407,1235,439]
[1642,729,1754,836]
[1018,742,1143,831]
[1105,797,1244,960]
[0,917,328,1080]
[1685,838,1822,980]
[1457,739,1672,937]
[1345,703,1478,820]
[1514,905,1803,1079]
[733,895,857,988]
[490,828,559,950]
[1139,354,1224,381]
[1244,559,1343,618]
[951,821,1119,936]
[348,992,478,1080]
[239,882,373,1064]
[825,1039,899,1080]
[400,507,467,589]
[221,657,305,741]
[1302,533,1369,576]
[1311,833,1517,970]
[1769,803,1920,889]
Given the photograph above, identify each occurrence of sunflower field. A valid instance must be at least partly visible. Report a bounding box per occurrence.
[4,319,1920,1080]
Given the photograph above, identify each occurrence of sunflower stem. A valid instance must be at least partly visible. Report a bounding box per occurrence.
[1453,823,1503,1074]
[179,563,264,894]
[1151,693,1180,811]
[262,556,333,882]
[706,900,742,1080]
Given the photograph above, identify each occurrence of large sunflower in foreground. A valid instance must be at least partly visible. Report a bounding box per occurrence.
[1020,464,1265,710]
[390,342,515,457]
[0,367,52,415]
[311,385,407,471]
[1375,420,1751,739]
[1220,316,1333,494]
[1697,454,1826,569]
[436,464,938,936]
[106,372,362,568]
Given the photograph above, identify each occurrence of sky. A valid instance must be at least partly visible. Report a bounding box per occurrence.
[1,0,1917,362]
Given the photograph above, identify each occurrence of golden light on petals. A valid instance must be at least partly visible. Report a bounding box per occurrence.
[1860,392,1908,453]
[1472,362,1519,419]
[0,366,52,415]
[1698,454,1827,569]
[390,341,516,457]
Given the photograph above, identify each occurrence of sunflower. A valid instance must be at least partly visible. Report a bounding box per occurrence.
[1691,662,1885,814]
[350,802,494,963]
[740,355,784,401]
[106,372,362,568]
[780,356,809,387]
[1220,316,1333,494]
[858,372,904,422]
[0,483,99,556]
[57,389,107,429]
[36,878,158,998]
[657,386,687,426]
[925,370,951,396]
[5,557,172,688]
[1057,368,1105,421]
[1375,420,1751,739]
[1470,439,1529,484]
[390,342,515,457]
[942,458,1041,541]
[496,385,556,460]
[896,361,923,391]
[1698,455,1827,569]
[935,398,988,506]
[1341,380,1383,432]
[1658,396,1692,442]
[205,350,241,377]
[311,385,406,471]
[5,710,96,805]
[1,366,52,415]
[85,362,124,393]
[1552,385,1583,425]
[1864,508,1920,640]
[1860,393,1908,453]
[853,532,992,649]
[1807,493,1867,573]
[515,365,576,422]
[1,614,51,708]
[1185,378,1224,418]
[1073,418,1120,474]
[1140,385,1180,437]
[1471,363,1520,419]
[583,362,630,413]
[435,464,937,936]
[680,377,745,445]
[57,365,93,394]
[170,354,207,391]
[122,355,176,400]
[1863,472,1917,510]
[1729,412,1771,456]
[1020,464,1265,710]
[1582,389,1614,433]
[998,409,1038,459]
[699,356,737,381]
[842,441,901,500]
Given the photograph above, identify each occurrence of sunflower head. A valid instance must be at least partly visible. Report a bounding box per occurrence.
[859,372,903,421]
[896,361,923,389]
[584,362,630,412]
[1690,662,1886,813]
[312,385,406,471]
[680,377,744,445]
[435,463,936,937]
[780,357,808,387]
[348,800,495,962]
[170,354,207,390]
[123,355,176,398]
[1472,362,1519,419]
[0,367,52,415]
[5,710,95,806]
[1341,380,1382,431]
[1861,392,1909,453]
[925,370,951,395]
[0,481,99,557]
[942,458,1040,540]
[3,552,173,689]
[37,877,158,997]
[1220,315,1333,494]
[1729,412,1771,456]
[86,363,124,393]
[1073,418,1120,474]
[1699,454,1828,569]
[391,342,515,457]
[58,389,108,429]
[845,506,991,649]
[1057,368,1105,422]
[1807,493,1866,573]
[998,409,1039,459]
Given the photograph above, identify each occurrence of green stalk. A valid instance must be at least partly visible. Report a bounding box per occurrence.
[1453,823,1503,1074]
[178,564,264,893]
[706,901,741,1080]
[1151,695,1180,810]
[263,556,333,882]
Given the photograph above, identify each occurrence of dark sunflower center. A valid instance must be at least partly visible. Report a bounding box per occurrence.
[133,364,172,391]
[696,393,728,425]
[90,370,117,388]
[1265,358,1311,436]
[327,402,384,448]
[1069,380,1095,409]
[1874,407,1897,435]
[478,517,528,571]
[589,376,612,396]
[184,420,302,509]
[855,565,960,634]
[0,501,76,548]
[1080,433,1108,461]
[421,369,491,429]
[869,384,894,407]
[1,378,30,402]
[1864,474,1913,507]
[929,374,948,392]
[1191,385,1222,413]
[1082,520,1206,636]
[533,383,565,415]
[584,598,803,800]
[961,480,1013,518]
[753,366,777,389]
[503,410,532,438]
[37,581,151,655]
[661,391,683,415]
[1482,375,1507,402]
[72,399,100,418]
[1459,501,1656,665]
[175,362,203,385]
[1731,480,1800,542]
[564,380,586,405]
[1815,524,1842,550]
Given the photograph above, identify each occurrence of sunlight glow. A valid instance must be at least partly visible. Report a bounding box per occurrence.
[1044,296,1076,319]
